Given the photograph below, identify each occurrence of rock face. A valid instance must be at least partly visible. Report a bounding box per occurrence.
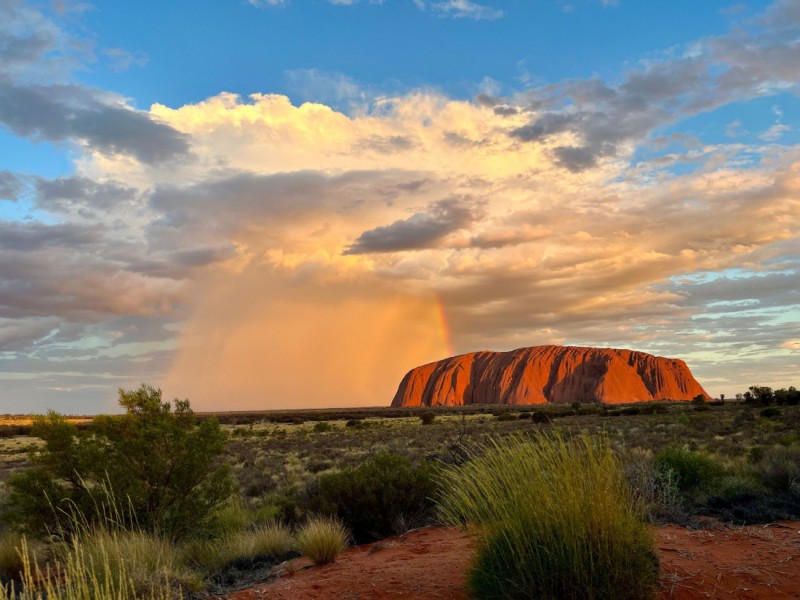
[391,345,710,407]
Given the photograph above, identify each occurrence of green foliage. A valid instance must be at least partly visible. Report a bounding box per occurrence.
[301,452,439,543]
[747,386,775,405]
[419,411,436,425]
[760,407,782,419]
[295,517,349,566]
[495,413,516,422]
[313,421,332,433]
[0,534,180,600]
[774,386,800,406]
[183,523,294,576]
[753,447,800,494]
[439,434,659,600]
[691,394,706,406]
[654,448,724,493]
[3,385,234,540]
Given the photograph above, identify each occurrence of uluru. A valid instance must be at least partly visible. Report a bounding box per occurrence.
[392,345,710,407]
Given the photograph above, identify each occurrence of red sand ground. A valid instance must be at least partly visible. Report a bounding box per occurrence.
[226,523,800,600]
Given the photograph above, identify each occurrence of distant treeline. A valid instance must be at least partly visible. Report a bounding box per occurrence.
[731,385,800,405]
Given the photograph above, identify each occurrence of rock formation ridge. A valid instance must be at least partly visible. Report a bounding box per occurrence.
[391,345,710,406]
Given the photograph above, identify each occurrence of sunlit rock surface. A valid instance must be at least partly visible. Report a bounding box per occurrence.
[392,345,710,407]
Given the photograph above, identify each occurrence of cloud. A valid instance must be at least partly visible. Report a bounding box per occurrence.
[103,47,148,73]
[0,2,190,164]
[344,197,481,254]
[508,10,800,171]
[0,170,22,200]
[248,0,503,19]
[0,81,190,164]
[432,0,504,20]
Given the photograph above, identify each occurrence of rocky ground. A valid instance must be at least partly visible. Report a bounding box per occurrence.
[225,522,800,600]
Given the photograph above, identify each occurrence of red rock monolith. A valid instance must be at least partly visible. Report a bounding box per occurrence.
[391,345,710,406]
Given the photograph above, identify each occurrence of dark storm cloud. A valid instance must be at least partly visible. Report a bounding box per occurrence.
[0,220,101,251]
[0,80,190,164]
[35,176,138,215]
[150,169,428,233]
[344,197,481,254]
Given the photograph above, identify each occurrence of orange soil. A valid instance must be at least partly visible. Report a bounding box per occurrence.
[226,523,800,600]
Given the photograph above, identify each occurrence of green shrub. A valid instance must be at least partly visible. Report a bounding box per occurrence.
[313,421,332,433]
[301,452,438,543]
[3,384,234,540]
[419,411,436,425]
[654,448,724,493]
[439,434,659,600]
[495,413,516,422]
[623,455,682,522]
[760,407,782,419]
[208,502,252,537]
[295,517,349,565]
[754,447,800,494]
[530,412,552,424]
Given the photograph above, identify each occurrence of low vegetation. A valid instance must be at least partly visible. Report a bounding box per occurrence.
[300,452,438,543]
[439,434,659,600]
[295,517,349,565]
[3,385,233,540]
[0,383,797,597]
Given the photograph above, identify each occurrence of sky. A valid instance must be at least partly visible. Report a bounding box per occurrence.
[0,0,799,414]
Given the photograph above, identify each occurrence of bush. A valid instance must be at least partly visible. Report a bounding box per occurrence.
[295,517,349,565]
[654,448,724,494]
[495,413,516,422]
[754,447,800,494]
[419,411,436,425]
[313,421,333,433]
[530,412,552,424]
[760,407,782,419]
[439,434,659,600]
[624,455,682,522]
[301,452,438,543]
[184,523,294,576]
[3,384,234,540]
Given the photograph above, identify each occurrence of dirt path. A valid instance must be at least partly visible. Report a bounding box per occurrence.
[226,523,800,600]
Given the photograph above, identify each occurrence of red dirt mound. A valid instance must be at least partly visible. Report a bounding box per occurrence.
[226,523,800,600]
[391,345,710,407]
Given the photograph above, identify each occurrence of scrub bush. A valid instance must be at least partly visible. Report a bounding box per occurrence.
[439,434,659,600]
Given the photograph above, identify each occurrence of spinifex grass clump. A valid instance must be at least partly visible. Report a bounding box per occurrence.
[295,517,349,565]
[439,433,659,600]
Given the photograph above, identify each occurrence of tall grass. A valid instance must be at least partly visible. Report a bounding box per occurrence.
[438,433,660,600]
[295,517,349,565]
[0,535,180,600]
[183,523,295,575]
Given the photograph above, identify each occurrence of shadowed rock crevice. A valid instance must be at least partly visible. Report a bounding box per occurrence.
[391,345,710,407]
